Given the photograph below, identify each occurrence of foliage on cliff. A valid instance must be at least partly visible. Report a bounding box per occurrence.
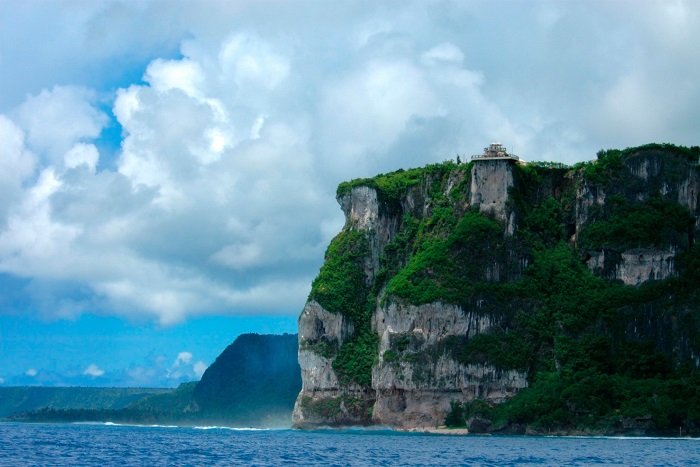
[312,161,472,386]
[578,195,693,250]
[318,143,700,433]
[446,372,700,436]
[310,230,370,327]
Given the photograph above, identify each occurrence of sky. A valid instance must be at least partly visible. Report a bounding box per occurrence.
[1,0,699,387]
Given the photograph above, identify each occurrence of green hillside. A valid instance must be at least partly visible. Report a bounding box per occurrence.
[0,387,170,418]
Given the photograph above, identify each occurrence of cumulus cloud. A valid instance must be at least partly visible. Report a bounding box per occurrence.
[1,0,700,326]
[193,361,208,379]
[83,364,105,377]
[167,351,207,383]
[0,116,36,226]
[2,348,211,387]
[12,86,107,166]
[175,352,192,365]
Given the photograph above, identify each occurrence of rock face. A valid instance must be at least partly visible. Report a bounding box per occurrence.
[338,186,400,282]
[372,301,528,428]
[293,146,700,430]
[575,148,700,283]
[470,159,513,222]
[586,248,677,285]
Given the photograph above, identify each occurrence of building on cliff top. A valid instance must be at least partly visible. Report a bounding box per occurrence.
[472,142,523,163]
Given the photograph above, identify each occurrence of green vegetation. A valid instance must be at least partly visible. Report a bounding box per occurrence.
[308,229,378,386]
[582,143,700,185]
[319,143,700,434]
[443,331,532,372]
[579,195,693,250]
[446,372,700,435]
[0,387,171,419]
[310,230,370,326]
[300,337,337,359]
[336,161,460,214]
[445,399,493,428]
[300,393,371,421]
[332,332,378,387]
[7,383,197,425]
[386,211,508,304]
[337,167,424,211]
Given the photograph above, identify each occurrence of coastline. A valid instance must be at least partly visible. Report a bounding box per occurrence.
[399,426,470,435]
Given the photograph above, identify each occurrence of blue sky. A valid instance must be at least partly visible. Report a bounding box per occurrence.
[1,0,699,387]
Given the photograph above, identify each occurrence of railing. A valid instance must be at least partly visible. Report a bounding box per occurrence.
[471,153,519,161]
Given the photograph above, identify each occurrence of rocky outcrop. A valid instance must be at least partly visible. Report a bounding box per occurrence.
[293,158,526,429]
[294,146,700,431]
[470,159,516,235]
[338,186,400,282]
[371,300,527,428]
[586,248,677,285]
[578,148,700,283]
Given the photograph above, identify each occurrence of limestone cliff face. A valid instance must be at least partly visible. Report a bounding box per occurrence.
[293,160,527,429]
[297,301,351,390]
[293,146,700,430]
[577,149,700,284]
[470,159,516,235]
[586,248,676,286]
[338,186,400,282]
[372,301,527,428]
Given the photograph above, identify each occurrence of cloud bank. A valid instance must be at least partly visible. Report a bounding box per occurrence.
[1,0,699,325]
[3,350,207,387]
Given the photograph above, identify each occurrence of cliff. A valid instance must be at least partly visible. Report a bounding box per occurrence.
[193,332,301,426]
[293,143,700,435]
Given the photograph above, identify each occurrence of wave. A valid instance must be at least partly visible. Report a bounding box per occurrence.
[73,421,179,429]
[72,422,123,426]
[541,434,700,441]
[192,426,280,431]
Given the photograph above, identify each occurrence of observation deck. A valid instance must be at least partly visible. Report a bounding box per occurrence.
[471,142,520,161]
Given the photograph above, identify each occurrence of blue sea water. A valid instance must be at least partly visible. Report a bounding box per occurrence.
[0,423,698,466]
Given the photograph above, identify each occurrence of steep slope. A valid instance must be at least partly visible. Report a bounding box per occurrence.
[293,144,700,435]
[192,333,301,426]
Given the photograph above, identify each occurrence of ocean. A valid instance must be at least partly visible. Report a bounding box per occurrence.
[0,422,698,466]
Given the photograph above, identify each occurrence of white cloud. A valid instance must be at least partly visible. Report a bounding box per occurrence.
[145,58,206,99]
[217,33,290,91]
[83,364,105,377]
[166,350,207,382]
[421,42,464,65]
[26,368,38,377]
[193,361,208,379]
[0,115,36,225]
[1,0,700,327]
[210,242,262,270]
[64,143,99,172]
[12,86,107,166]
[175,352,193,365]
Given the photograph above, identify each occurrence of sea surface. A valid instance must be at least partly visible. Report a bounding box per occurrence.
[0,422,698,466]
